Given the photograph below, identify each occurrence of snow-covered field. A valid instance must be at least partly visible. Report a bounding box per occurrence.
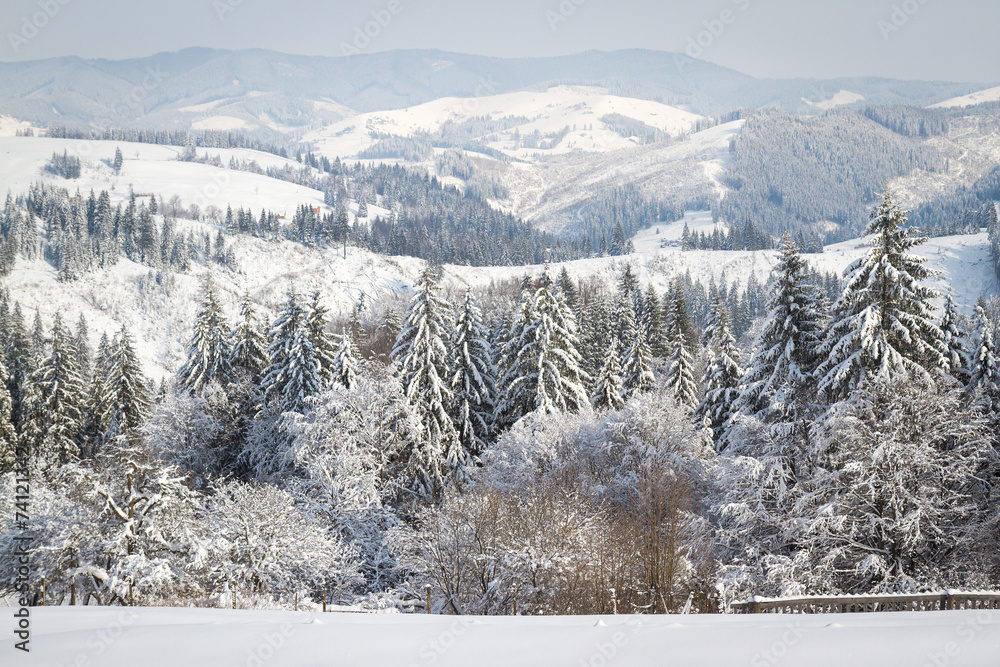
[929,85,1000,109]
[0,136,328,216]
[16,606,1000,666]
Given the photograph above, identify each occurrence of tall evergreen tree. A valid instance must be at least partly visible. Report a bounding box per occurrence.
[497,270,590,424]
[448,289,496,457]
[732,235,824,422]
[392,267,461,496]
[98,325,151,437]
[968,302,1000,423]
[331,332,359,391]
[27,314,84,464]
[177,276,232,393]
[261,292,321,413]
[0,362,16,472]
[5,302,34,429]
[305,290,339,384]
[228,292,269,379]
[695,297,743,444]
[591,337,625,411]
[663,284,698,410]
[816,191,947,401]
[74,313,92,384]
[939,295,970,386]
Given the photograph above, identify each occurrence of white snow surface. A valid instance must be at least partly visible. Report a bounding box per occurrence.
[929,85,1000,109]
[0,136,328,216]
[19,606,1000,666]
[803,90,865,111]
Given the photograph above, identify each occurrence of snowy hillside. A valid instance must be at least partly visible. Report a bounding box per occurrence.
[20,606,1000,667]
[929,85,1000,109]
[0,136,328,217]
[306,85,704,159]
[4,203,994,383]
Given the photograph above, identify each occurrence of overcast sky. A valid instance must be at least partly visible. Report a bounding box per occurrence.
[2,0,996,82]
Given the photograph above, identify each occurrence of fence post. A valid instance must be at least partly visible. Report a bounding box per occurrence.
[512,586,517,616]
[41,577,46,607]
[426,585,432,615]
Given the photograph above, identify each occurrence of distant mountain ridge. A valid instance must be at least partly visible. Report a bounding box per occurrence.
[0,48,988,131]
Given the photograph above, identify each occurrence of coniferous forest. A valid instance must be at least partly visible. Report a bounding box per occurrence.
[1,190,998,613]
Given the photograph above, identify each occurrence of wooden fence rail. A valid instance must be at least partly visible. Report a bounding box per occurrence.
[730,592,1000,614]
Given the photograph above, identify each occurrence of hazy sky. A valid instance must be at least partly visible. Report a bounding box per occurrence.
[2,0,997,82]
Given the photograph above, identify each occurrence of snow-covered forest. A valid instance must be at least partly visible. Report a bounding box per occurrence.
[2,188,998,614]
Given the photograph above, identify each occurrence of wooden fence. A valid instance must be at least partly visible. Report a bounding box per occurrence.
[730,591,1000,614]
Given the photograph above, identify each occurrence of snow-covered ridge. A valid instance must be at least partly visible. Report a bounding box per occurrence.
[306,85,705,160]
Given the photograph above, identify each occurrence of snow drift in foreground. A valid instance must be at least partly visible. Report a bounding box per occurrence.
[18,607,1000,666]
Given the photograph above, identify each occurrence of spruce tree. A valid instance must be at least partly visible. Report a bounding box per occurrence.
[331,332,360,391]
[696,297,743,444]
[177,276,232,393]
[228,292,269,379]
[664,284,698,410]
[392,267,461,496]
[74,313,92,384]
[261,292,322,413]
[939,295,970,386]
[732,235,823,422]
[305,291,339,384]
[448,289,496,457]
[28,314,84,464]
[816,191,947,401]
[5,302,34,429]
[98,325,151,437]
[0,359,18,472]
[497,270,590,424]
[591,337,625,411]
[968,303,999,421]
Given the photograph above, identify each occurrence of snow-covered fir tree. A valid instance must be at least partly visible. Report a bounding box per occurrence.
[448,289,496,457]
[177,276,232,394]
[663,284,699,410]
[331,331,360,391]
[0,359,18,472]
[939,295,970,386]
[97,325,151,438]
[497,269,590,425]
[306,290,339,384]
[391,267,462,497]
[26,314,85,465]
[731,235,823,423]
[228,292,269,379]
[261,292,322,414]
[591,337,625,411]
[816,191,947,401]
[968,302,1000,429]
[695,297,742,444]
